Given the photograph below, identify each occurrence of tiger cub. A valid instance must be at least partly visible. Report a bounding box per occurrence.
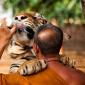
[7,12,48,75]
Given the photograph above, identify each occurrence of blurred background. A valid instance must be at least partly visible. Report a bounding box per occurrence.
[0,0,85,72]
[0,0,84,25]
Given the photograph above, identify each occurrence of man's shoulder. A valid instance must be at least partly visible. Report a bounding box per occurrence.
[26,67,67,85]
[60,65,85,85]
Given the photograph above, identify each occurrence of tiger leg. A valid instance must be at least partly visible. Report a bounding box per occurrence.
[9,59,47,75]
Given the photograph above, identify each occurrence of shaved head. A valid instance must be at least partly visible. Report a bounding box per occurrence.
[34,23,63,55]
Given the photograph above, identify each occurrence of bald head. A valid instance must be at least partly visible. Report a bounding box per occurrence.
[34,23,63,55]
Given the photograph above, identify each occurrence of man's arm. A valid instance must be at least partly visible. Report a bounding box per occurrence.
[0,25,16,58]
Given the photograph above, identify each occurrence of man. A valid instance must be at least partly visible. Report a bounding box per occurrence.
[32,23,85,85]
[0,23,85,85]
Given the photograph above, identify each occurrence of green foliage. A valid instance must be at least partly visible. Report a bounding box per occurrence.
[3,0,84,25]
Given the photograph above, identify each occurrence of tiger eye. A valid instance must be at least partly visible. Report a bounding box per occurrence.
[21,16,27,20]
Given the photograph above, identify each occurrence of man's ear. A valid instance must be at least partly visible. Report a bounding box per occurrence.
[33,43,39,54]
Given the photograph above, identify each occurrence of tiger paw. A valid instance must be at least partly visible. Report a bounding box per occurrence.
[9,63,21,73]
[17,59,47,76]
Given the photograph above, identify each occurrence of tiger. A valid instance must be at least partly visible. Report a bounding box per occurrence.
[1,12,48,75]
[1,11,74,76]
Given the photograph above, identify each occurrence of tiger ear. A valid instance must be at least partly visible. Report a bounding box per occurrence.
[34,13,48,24]
[34,13,46,19]
[34,13,42,18]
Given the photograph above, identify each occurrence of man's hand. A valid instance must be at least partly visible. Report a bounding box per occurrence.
[0,18,16,43]
[0,25,16,42]
[0,19,16,58]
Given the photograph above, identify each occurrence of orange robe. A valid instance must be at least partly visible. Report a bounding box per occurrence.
[0,68,67,85]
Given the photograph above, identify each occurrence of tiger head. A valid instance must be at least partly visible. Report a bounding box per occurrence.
[13,12,47,46]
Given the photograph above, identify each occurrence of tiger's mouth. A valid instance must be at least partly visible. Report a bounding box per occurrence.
[25,26,35,39]
[16,23,26,32]
[16,23,35,39]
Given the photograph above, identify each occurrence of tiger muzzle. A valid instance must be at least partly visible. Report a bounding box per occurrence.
[25,26,35,39]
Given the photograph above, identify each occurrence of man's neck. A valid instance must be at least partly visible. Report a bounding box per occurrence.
[37,53,60,62]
